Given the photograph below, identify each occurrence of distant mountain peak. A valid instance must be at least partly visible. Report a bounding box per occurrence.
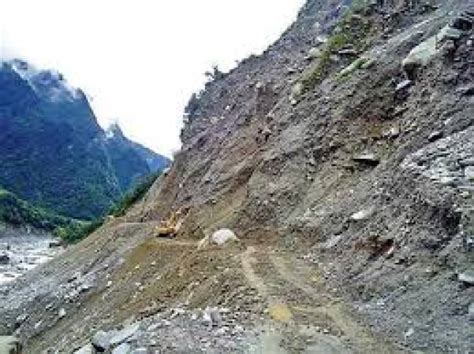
[0,58,170,219]
[105,122,125,140]
[8,58,80,102]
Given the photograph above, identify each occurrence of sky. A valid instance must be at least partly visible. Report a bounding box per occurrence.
[0,0,305,157]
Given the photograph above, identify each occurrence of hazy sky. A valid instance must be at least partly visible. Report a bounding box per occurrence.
[1,0,304,157]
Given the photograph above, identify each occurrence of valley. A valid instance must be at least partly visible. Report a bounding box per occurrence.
[0,0,473,353]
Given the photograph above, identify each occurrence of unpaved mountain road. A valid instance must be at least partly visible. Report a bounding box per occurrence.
[241,245,403,354]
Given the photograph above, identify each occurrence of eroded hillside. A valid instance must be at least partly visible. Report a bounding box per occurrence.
[0,0,473,353]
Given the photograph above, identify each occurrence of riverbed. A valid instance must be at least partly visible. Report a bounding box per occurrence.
[0,233,63,285]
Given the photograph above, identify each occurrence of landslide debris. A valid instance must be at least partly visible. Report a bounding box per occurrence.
[0,0,473,353]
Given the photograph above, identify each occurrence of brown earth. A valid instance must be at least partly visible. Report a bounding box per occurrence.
[1,0,473,353]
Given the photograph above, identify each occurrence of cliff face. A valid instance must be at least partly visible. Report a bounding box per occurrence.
[0,1,473,352]
[0,60,170,219]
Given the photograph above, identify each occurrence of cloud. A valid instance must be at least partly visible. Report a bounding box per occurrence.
[1,0,304,157]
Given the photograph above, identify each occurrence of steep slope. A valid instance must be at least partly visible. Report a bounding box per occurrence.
[0,1,473,353]
[0,60,170,219]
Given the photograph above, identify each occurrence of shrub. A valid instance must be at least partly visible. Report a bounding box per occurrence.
[109,171,160,217]
[56,171,161,243]
[300,9,377,93]
[0,188,71,231]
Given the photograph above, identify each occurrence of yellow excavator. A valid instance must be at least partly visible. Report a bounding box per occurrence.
[154,208,184,238]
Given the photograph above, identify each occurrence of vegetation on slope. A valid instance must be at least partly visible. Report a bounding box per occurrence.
[0,188,71,232]
[56,172,161,243]
[300,8,378,93]
[0,61,169,220]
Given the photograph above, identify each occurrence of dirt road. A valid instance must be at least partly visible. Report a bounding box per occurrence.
[241,245,402,354]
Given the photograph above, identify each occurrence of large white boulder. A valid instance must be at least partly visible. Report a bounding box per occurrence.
[198,229,239,250]
[211,229,239,245]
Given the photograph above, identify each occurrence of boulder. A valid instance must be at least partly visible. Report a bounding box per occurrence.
[350,207,375,221]
[49,240,63,248]
[198,229,239,250]
[428,131,443,142]
[308,47,321,59]
[352,154,380,166]
[402,35,438,78]
[112,343,131,354]
[395,79,412,93]
[211,229,239,246]
[338,57,369,78]
[0,336,21,354]
[110,323,140,346]
[73,344,95,354]
[92,330,112,352]
[458,271,474,285]
[290,82,304,99]
[58,308,66,319]
[202,306,222,328]
[464,166,474,181]
[451,14,473,31]
[401,25,462,78]
[338,48,357,56]
[0,253,10,265]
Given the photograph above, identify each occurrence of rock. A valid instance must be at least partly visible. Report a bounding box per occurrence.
[464,166,474,181]
[315,35,327,45]
[197,235,211,250]
[110,323,140,346]
[92,330,112,352]
[402,36,437,78]
[73,344,95,354]
[324,235,342,249]
[428,131,443,142]
[442,27,463,41]
[352,154,380,166]
[404,327,415,339]
[350,207,375,221]
[384,125,400,138]
[290,82,304,99]
[395,79,412,93]
[210,229,239,246]
[338,57,369,78]
[0,253,10,265]
[0,336,21,354]
[469,303,474,320]
[308,47,322,59]
[131,349,147,354]
[460,85,474,96]
[112,343,131,354]
[58,308,66,319]
[338,48,358,56]
[451,14,473,31]
[49,240,62,248]
[401,25,461,78]
[202,307,222,328]
[458,271,474,285]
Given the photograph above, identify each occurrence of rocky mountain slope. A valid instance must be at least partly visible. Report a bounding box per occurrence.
[0,60,170,220]
[0,0,473,353]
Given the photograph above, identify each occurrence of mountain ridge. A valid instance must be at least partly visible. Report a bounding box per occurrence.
[0,1,472,352]
[0,59,170,220]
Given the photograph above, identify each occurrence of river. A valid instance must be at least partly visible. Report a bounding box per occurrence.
[0,233,63,285]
